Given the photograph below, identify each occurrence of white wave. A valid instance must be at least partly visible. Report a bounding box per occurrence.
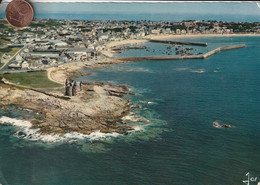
[213,68,220,73]
[173,67,190,71]
[0,116,32,127]
[0,116,122,143]
[122,114,143,122]
[24,130,121,142]
[191,69,205,73]
[140,101,154,105]
[130,125,143,132]
[213,121,222,128]
[86,131,121,141]
[16,128,122,143]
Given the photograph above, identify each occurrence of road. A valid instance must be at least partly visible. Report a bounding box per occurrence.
[0,45,27,73]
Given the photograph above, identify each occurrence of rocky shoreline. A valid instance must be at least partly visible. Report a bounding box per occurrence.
[0,78,138,137]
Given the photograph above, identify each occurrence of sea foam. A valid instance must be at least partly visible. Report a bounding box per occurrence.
[0,116,122,143]
[191,69,205,73]
[122,114,143,122]
[130,125,143,132]
[0,116,32,127]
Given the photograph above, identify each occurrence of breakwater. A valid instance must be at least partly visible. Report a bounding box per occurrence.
[114,44,246,61]
[203,44,246,58]
[111,46,147,51]
[148,39,208,46]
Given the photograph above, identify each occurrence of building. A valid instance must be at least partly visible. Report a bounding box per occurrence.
[65,79,82,96]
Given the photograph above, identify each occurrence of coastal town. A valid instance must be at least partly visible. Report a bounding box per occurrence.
[0,18,259,138]
[1,0,260,183]
[1,19,260,72]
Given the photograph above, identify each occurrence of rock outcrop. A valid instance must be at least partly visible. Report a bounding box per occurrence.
[0,82,133,135]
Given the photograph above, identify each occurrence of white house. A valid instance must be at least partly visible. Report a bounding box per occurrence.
[21,61,29,69]
[49,40,68,47]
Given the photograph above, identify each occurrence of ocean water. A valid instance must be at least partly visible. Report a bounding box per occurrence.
[30,13,260,22]
[1,4,260,22]
[1,36,260,185]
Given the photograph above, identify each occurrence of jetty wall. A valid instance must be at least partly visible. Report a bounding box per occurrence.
[202,44,246,58]
[114,44,246,61]
[115,55,204,61]
[111,46,147,51]
[148,39,208,46]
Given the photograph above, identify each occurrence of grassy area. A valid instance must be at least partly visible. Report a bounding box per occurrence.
[0,63,4,68]
[0,20,15,32]
[0,21,9,29]
[30,20,61,28]
[0,36,11,44]
[2,71,62,89]
[0,47,21,58]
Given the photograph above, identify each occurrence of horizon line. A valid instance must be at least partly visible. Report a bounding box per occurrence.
[1,0,260,3]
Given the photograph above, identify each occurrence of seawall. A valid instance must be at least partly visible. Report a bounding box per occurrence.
[202,44,246,58]
[148,39,208,46]
[111,46,147,51]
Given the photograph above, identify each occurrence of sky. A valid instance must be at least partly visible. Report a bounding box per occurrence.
[0,2,260,21]
[2,0,218,1]
[1,2,259,15]
[1,0,260,1]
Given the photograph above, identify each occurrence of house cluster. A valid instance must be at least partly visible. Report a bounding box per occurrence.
[8,54,29,70]
[1,19,260,71]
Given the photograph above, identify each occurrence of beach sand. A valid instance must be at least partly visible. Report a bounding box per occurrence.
[147,33,260,40]
[106,33,260,48]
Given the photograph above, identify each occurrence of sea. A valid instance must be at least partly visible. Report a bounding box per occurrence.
[0,34,260,184]
[0,3,260,22]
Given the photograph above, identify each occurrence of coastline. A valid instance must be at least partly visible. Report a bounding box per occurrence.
[105,33,260,49]
[0,79,136,137]
[102,33,260,60]
[1,33,259,142]
[146,33,260,40]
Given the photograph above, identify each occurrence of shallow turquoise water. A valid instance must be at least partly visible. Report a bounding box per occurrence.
[1,36,260,184]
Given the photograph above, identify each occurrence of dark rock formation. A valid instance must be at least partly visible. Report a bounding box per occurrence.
[65,79,82,96]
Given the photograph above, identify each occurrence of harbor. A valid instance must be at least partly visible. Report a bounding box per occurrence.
[114,44,246,61]
[111,46,147,51]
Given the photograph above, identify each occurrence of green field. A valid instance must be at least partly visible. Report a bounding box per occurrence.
[0,47,20,58]
[29,20,61,28]
[0,63,4,68]
[0,36,11,44]
[0,20,9,29]
[2,71,62,89]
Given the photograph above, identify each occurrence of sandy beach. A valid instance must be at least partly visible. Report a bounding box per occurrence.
[105,39,148,48]
[47,61,89,85]
[48,33,260,84]
[105,33,260,48]
[147,33,260,40]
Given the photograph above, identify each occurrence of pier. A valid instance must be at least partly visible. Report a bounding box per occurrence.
[111,46,147,51]
[148,39,208,46]
[114,44,246,61]
[203,44,246,58]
